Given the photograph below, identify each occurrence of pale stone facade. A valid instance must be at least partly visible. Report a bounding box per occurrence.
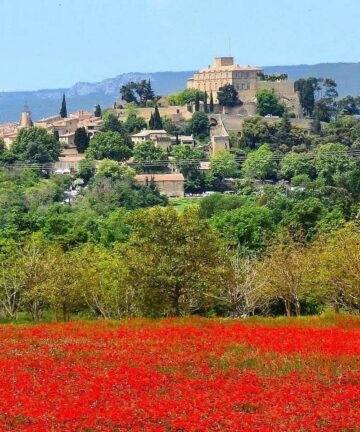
[131,129,195,152]
[0,107,102,151]
[135,173,185,198]
[188,57,262,103]
[117,106,193,123]
[187,57,301,117]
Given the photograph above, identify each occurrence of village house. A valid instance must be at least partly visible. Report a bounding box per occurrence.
[135,173,185,198]
[0,105,103,151]
[131,129,195,151]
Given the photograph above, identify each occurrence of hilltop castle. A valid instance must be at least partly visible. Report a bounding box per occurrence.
[187,57,301,117]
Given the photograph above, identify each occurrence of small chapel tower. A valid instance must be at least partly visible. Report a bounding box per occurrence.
[19,103,33,128]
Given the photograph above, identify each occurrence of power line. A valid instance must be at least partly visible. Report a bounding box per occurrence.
[1,149,360,171]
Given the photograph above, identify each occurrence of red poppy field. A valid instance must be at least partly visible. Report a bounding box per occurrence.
[0,317,360,431]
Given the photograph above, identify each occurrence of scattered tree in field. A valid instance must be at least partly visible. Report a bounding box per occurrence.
[125,207,223,316]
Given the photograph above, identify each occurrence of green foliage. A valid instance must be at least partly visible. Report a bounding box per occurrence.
[74,127,90,153]
[151,106,163,129]
[78,158,96,182]
[209,92,214,113]
[217,84,239,107]
[168,89,204,106]
[199,193,253,218]
[188,112,209,138]
[261,73,288,82]
[60,93,67,118]
[194,92,200,112]
[96,159,136,181]
[125,207,222,316]
[323,115,360,147]
[295,78,317,116]
[133,140,168,173]
[283,197,326,239]
[279,152,315,179]
[120,80,155,106]
[124,114,147,134]
[242,144,277,179]
[314,143,355,184]
[101,112,124,133]
[210,151,238,179]
[86,131,132,161]
[11,127,61,163]
[239,115,312,152]
[212,205,275,250]
[94,104,102,117]
[171,145,205,178]
[256,89,285,117]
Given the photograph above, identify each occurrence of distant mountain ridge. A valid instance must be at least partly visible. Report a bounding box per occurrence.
[1,63,360,123]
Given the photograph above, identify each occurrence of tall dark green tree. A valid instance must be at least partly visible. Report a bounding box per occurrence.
[149,112,154,129]
[280,109,292,134]
[209,92,214,113]
[152,106,163,129]
[204,91,208,113]
[60,94,67,118]
[195,92,200,112]
[74,127,90,153]
[311,105,322,135]
[218,84,239,107]
[94,104,102,117]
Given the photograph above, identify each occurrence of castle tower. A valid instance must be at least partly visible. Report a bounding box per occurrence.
[19,103,33,128]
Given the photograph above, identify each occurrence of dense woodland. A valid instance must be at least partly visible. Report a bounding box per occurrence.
[1,77,360,321]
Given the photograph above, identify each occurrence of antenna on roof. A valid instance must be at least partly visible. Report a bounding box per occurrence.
[228,37,232,57]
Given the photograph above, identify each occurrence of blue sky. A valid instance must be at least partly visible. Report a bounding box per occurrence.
[0,0,359,91]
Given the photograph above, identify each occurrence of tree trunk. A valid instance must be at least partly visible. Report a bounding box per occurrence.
[284,299,291,318]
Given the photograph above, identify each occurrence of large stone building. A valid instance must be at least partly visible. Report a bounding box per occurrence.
[187,57,301,117]
[135,173,185,198]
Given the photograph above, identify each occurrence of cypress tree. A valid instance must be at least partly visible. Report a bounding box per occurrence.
[74,127,90,153]
[60,93,67,118]
[153,106,163,129]
[312,104,322,135]
[209,92,214,113]
[149,112,154,129]
[94,104,102,117]
[204,91,208,113]
[194,92,200,112]
[280,109,292,133]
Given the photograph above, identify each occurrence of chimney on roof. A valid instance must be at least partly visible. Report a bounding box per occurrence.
[214,57,234,67]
